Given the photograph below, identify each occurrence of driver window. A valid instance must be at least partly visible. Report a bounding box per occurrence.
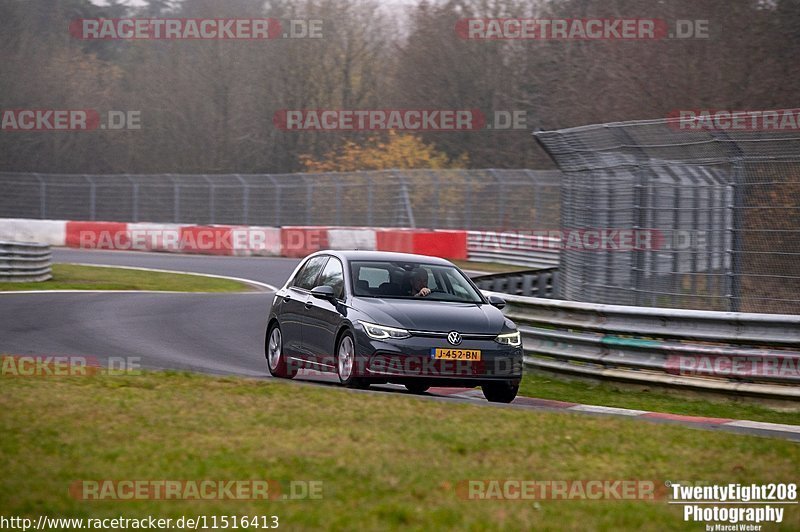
[293,256,328,290]
[317,257,345,299]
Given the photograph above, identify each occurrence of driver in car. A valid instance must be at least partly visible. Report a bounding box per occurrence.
[410,267,431,297]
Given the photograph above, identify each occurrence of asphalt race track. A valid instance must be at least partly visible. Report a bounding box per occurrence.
[1,248,798,442]
[0,249,298,377]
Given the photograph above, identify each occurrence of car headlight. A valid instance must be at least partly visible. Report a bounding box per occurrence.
[495,331,521,347]
[358,321,411,340]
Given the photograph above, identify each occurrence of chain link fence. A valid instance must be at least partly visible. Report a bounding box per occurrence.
[0,169,561,232]
[536,118,800,315]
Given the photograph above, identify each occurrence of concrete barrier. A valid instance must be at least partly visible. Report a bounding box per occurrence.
[280,226,330,258]
[1,219,470,260]
[376,229,467,259]
[0,218,66,247]
[328,228,377,251]
[66,221,129,250]
[231,226,281,256]
[127,223,183,252]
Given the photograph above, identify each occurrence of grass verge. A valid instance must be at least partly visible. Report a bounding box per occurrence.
[1,372,798,530]
[0,264,252,292]
[519,373,800,425]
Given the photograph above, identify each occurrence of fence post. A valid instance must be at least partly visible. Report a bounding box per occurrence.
[168,175,179,223]
[124,174,138,222]
[305,177,313,226]
[489,169,504,229]
[34,173,45,219]
[366,174,373,227]
[464,171,472,230]
[203,175,215,225]
[265,174,279,227]
[231,174,247,225]
[85,175,96,221]
[335,176,342,226]
[710,131,745,313]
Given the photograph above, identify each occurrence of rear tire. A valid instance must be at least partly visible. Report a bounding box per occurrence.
[482,381,518,403]
[336,331,369,389]
[405,383,430,394]
[266,323,297,379]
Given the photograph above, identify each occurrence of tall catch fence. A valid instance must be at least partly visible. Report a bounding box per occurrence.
[0,169,561,232]
[535,118,800,314]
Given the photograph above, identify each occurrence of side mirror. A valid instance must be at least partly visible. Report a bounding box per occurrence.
[488,295,506,309]
[311,285,336,300]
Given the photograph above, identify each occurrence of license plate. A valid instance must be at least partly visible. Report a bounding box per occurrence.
[432,348,482,361]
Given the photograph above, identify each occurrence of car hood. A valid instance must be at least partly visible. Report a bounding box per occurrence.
[351,297,507,334]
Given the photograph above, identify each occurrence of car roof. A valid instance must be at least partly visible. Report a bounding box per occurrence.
[314,249,455,266]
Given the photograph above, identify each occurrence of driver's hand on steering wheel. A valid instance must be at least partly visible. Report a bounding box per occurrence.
[415,287,431,297]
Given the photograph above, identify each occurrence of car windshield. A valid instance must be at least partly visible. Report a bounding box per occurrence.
[350,261,484,303]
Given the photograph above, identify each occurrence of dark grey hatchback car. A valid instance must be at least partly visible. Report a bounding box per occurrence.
[265,250,523,403]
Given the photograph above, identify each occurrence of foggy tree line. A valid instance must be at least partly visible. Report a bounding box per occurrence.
[0,0,798,174]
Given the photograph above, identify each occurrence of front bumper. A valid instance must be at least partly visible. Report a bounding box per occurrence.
[354,332,523,382]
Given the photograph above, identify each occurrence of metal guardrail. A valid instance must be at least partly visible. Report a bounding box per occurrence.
[0,241,52,282]
[479,286,800,400]
[466,231,560,269]
[473,268,559,298]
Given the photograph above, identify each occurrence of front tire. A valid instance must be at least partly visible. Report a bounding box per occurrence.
[404,383,430,394]
[336,331,368,389]
[482,381,518,403]
[266,323,296,379]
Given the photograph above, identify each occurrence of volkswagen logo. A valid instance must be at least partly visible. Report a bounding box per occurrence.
[447,331,462,346]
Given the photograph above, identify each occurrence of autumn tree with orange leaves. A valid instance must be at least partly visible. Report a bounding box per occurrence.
[300,131,468,172]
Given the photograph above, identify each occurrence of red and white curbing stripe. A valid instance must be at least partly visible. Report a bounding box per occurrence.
[429,387,800,440]
[0,218,469,259]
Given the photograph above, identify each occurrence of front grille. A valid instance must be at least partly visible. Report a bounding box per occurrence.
[408,330,496,340]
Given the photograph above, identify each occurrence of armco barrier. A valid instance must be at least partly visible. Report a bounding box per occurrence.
[485,290,800,400]
[473,268,559,298]
[467,230,560,269]
[0,241,52,282]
